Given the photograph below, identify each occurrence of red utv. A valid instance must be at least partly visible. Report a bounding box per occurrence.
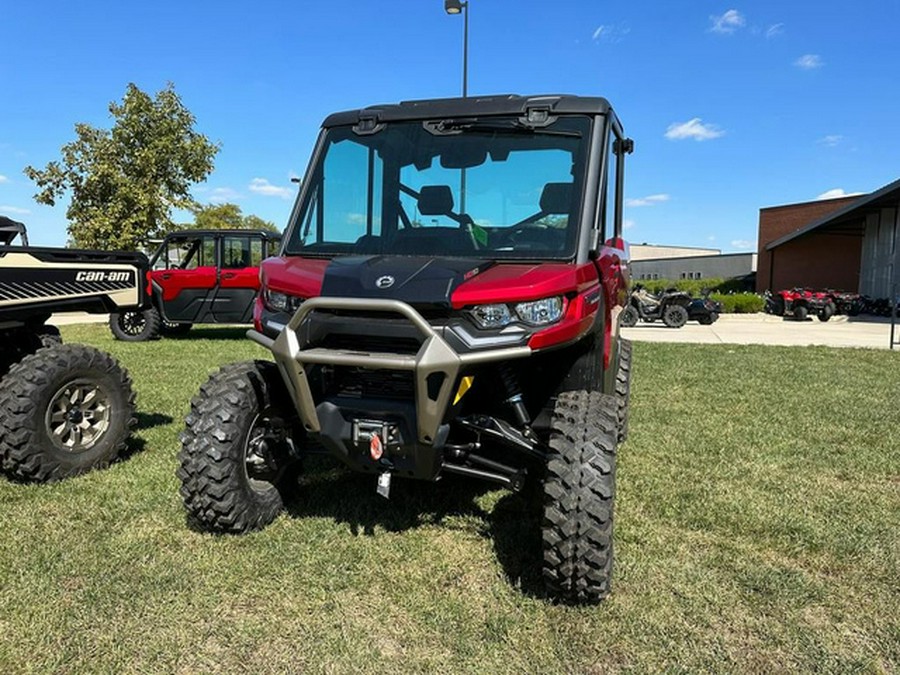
[177,94,633,604]
[109,229,281,340]
[765,288,836,321]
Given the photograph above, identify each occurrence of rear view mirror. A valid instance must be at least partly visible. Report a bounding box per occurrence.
[440,146,487,169]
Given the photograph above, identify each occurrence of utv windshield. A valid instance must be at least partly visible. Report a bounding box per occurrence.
[284,115,594,259]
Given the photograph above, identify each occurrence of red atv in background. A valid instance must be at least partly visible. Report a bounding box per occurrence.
[177,94,634,604]
[109,229,281,341]
[765,288,836,321]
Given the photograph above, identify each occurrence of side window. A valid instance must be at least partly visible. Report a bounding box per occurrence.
[166,236,215,269]
[221,235,264,267]
[249,237,264,267]
[222,236,253,269]
[201,237,216,267]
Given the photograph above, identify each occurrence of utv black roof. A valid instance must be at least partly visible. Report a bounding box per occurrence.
[0,216,29,246]
[323,94,615,128]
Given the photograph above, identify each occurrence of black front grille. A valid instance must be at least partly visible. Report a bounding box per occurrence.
[324,366,415,401]
[319,333,421,355]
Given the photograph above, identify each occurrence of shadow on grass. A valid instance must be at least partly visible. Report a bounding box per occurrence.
[284,459,548,599]
[286,460,490,535]
[134,411,173,430]
[489,488,547,600]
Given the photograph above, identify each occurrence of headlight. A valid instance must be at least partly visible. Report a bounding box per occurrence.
[469,304,513,329]
[515,296,565,326]
[264,288,304,313]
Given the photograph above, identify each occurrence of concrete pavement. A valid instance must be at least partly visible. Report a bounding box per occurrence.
[622,313,898,350]
[49,312,109,326]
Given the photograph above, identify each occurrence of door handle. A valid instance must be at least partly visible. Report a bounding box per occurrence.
[222,272,237,280]
[161,273,173,280]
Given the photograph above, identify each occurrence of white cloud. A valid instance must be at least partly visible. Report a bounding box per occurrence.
[765,23,784,38]
[665,118,725,141]
[0,205,30,215]
[709,9,745,34]
[0,175,8,184]
[730,239,755,250]
[626,194,670,207]
[249,178,292,199]
[623,219,636,230]
[795,54,823,70]
[816,188,864,201]
[817,135,843,147]
[207,187,242,204]
[592,23,630,43]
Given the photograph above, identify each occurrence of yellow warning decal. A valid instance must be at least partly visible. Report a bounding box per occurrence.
[453,376,474,405]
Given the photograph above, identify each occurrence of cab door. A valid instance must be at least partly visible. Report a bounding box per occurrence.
[213,234,264,323]
[152,234,219,323]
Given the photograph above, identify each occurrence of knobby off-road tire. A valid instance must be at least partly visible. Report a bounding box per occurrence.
[698,312,718,325]
[818,302,835,322]
[615,339,632,444]
[35,325,62,347]
[662,304,689,328]
[793,305,808,321]
[0,344,136,482]
[177,360,302,534]
[543,390,618,604]
[620,306,639,328]
[110,307,161,342]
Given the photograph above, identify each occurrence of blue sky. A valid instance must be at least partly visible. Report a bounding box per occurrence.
[2,0,898,250]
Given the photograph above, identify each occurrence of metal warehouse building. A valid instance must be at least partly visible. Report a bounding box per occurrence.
[757,178,900,296]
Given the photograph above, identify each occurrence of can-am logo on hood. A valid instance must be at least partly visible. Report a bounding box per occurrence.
[375,275,395,289]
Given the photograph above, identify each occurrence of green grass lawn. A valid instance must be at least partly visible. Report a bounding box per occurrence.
[1,325,898,673]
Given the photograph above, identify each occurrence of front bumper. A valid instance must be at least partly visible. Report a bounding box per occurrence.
[248,297,532,476]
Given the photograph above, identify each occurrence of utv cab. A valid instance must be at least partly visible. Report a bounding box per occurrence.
[109,229,281,341]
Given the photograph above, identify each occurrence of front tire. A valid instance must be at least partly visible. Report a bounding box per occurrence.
[177,360,302,533]
[662,304,689,328]
[793,305,808,321]
[542,390,618,604]
[620,306,639,328]
[110,307,161,342]
[818,302,835,322]
[0,344,136,482]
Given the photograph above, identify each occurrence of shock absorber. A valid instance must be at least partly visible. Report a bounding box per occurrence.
[498,363,538,441]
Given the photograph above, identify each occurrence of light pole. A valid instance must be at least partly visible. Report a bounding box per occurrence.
[444,0,469,97]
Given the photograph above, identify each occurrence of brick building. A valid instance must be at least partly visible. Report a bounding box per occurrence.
[757,178,900,296]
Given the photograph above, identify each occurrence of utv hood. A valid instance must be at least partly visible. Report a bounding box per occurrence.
[320,256,492,308]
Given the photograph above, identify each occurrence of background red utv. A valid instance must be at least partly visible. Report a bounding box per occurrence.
[109,229,281,341]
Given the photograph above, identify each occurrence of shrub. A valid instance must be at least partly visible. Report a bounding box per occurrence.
[710,292,765,314]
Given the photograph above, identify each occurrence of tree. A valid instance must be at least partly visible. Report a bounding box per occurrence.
[189,203,279,232]
[24,83,219,250]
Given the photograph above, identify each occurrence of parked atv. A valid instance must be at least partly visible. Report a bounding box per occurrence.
[109,229,281,341]
[688,296,721,325]
[765,288,835,321]
[177,94,634,604]
[0,216,145,482]
[620,286,692,328]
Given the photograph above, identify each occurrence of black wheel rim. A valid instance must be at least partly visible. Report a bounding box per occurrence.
[44,379,112,453]
[242,409,290,492]
[118,311,146,336]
